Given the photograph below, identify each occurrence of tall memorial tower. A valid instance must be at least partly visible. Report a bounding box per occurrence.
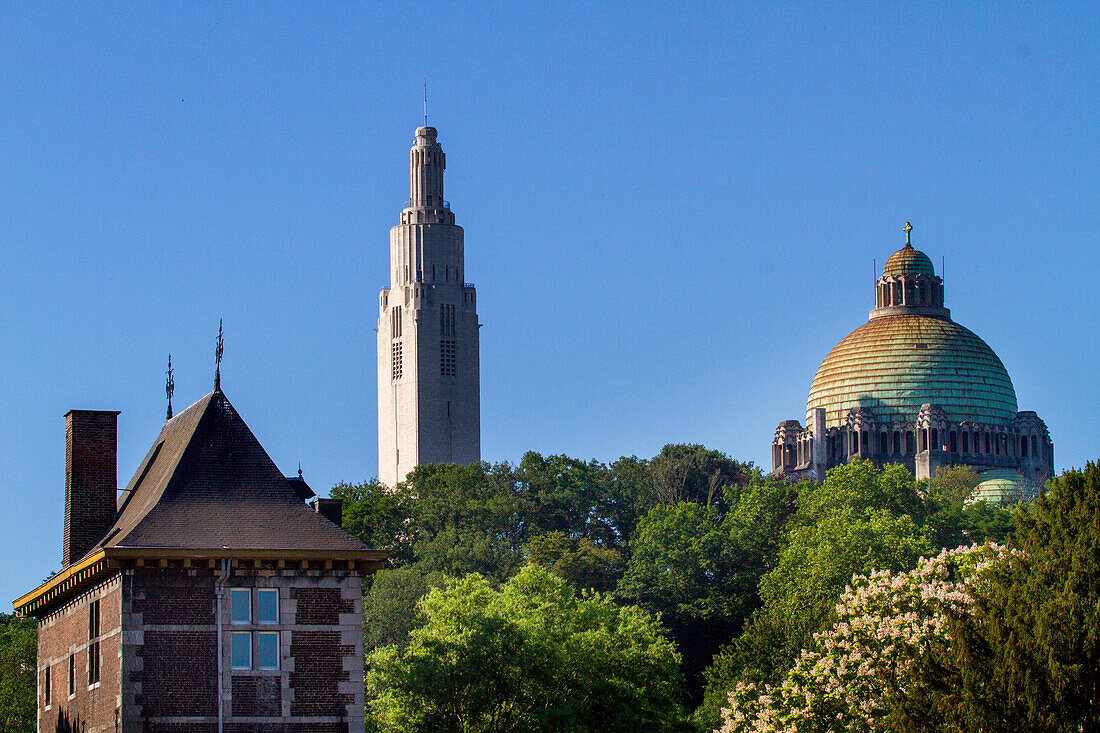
[377,124,480,486]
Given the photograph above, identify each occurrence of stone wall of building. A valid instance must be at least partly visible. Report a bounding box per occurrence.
[37,574,122,733]
[119,563,363,733]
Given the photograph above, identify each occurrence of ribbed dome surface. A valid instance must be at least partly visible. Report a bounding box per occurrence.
[807,314,1017,428]
[883,245,935,277]
[972,469,1039,504]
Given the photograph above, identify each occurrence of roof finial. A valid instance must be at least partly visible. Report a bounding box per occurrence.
[904,221,913,247]
[298,462,303,480]
[214,319,224,393]
[166,353,175,420]
[423,78,428,128]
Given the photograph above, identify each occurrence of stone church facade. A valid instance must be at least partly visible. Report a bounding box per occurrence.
[377,124,481,486]
[771,224,1054,502]
[15,391,385,732]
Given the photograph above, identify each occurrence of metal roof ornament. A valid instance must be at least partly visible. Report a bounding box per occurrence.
[214,319,224,393]
[904,221,913,247]
[166,354,175,420]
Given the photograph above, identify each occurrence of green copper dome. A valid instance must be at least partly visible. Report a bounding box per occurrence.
[972,469,1039,504]
[807,314,1018,428]
[883,244,936,277]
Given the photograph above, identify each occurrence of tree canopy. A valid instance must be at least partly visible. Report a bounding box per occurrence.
[331,452,1088,732]
[366,564,690,732]
[0,614,35,733]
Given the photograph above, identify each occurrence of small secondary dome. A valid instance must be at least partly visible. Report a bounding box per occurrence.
[972,468,1039,504]
[883,244,936,277]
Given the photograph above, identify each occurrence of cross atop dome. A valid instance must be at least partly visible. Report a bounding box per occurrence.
[904,221,913,247]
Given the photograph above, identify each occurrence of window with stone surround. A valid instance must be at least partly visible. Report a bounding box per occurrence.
[257,631,280,670]
[440,340,456,377]
[230,588,282,671]
[230,589,251,625]
[87,599,101,686]
[43,664,50,707]
[392,342,403,381]
[257,588,279,624]
[68,655,75,698]
[231,631,252,670]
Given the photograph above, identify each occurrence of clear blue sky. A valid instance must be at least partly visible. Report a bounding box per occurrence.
[2,3,1097,603]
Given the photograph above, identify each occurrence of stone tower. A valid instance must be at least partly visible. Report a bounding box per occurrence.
[377,125,481,486]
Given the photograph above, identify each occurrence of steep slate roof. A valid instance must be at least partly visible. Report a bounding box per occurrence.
[88,390,369,557]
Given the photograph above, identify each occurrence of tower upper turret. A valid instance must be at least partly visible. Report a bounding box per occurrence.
[408,125,448,213]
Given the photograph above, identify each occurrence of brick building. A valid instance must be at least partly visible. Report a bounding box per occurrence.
[14,389,385,732]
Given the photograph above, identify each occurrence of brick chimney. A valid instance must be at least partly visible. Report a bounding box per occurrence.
[63,410,120,567]
[311,497,343,528]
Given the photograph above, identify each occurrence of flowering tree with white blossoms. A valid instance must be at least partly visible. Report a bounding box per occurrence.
[718,543,1009,733]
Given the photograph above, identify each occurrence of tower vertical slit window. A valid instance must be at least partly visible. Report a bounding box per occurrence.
[391,307,402,338]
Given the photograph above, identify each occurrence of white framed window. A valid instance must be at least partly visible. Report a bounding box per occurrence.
[231,631,252,670]
[68,655,75,697]
[256,632,280,670]
[257,589,279,625]
[230,588,251,625]
[43,665,51,708]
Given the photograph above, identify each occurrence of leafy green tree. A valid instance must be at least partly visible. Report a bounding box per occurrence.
[922,465,1016,550]
[525,531,623,592]
[402,461,526,582]
[697,461,933,728]
[366,564,689,732]
[649,444,752,509]
[718,544,1003,733]
[332,479,411,561]
[363,565,446,653]
[796,460,925,524]
[0,614,35,733]
[910,462,1100,732]
[618,474,800,708]
[595,455,659,551]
